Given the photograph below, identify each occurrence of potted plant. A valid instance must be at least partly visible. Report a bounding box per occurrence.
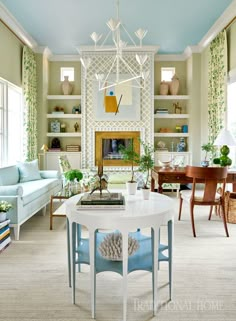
[64,169,83,195]
[137,140,155,199]
[119,139,139,194]
[0,200,13,222]
[201,142,215,167]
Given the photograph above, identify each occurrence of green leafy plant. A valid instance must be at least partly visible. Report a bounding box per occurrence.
[119,139,139,183]
[64,169,83,182]
[0,200,13,212]
[137,140,155,189]
[213,145,232,167]
[201,142,215,161]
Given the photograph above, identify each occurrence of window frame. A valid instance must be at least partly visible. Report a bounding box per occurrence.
[161,67,175,82]
[0,77,23,167]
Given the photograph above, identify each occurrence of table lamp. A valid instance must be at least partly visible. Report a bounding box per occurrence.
[213,128,236,166]
[41,144,48,152]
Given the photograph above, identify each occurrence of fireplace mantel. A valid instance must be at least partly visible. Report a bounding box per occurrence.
[90,127,145,170]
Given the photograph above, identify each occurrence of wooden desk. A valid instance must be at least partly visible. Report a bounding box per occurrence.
[151,167,236,193]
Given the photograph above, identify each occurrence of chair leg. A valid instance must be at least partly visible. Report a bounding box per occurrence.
[221,203,229,237]
[178,197,183,221]
[208,206,213,220]
[190,203,196,237]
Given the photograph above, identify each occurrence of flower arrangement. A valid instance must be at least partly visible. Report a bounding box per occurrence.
[0,200,13,212]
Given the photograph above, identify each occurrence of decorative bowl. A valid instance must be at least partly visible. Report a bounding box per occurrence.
[158,160,172,169]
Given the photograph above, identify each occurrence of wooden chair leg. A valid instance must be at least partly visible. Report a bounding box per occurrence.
[178,197,183,221]
[221,203,229,237]
[208,206,213,220]
[190,203,196,237]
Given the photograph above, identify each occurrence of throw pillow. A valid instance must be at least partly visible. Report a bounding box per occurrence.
[17,159,41,183]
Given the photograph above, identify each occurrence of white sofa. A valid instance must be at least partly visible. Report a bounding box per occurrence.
[0,162,62,240]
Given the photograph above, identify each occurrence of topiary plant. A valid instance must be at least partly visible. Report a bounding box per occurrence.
[119,139,139,183]
[213,145,232,167]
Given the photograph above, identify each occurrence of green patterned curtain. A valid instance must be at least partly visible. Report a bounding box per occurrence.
[22,46,37,161]
[208,30,227,144]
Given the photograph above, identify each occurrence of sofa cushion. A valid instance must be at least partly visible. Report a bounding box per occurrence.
[20,178,61,206]
[17,159,41,183]
[0,165,20,185]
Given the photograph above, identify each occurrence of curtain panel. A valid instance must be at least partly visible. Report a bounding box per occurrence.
[22,46,37,161]
[208,30,227,144]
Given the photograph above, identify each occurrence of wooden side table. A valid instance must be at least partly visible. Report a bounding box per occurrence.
[50,194,67,230]
[50,187,81,230]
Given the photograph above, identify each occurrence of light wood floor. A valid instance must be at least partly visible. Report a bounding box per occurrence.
[1,195,236,321]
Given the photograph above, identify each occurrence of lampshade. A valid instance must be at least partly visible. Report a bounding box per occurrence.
[213,128,236,146]
[41,144,48,152]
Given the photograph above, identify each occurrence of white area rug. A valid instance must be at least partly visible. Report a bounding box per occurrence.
[0,194,236,321]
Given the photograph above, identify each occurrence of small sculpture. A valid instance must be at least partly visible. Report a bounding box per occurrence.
[173,102,182,114]
[51,138,61,149]
[90,165,109,196]
[74,122,79,132]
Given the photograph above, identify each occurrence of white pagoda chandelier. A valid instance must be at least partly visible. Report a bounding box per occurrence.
[80,0,149,91]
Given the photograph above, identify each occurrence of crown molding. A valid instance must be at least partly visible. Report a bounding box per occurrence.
[34,46,52,59]
[155,54,186,61]
[49,55,81,61]
[199,0,236,49]
[0,2,37,49]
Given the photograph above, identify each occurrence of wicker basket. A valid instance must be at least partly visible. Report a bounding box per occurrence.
[224,191,236,224]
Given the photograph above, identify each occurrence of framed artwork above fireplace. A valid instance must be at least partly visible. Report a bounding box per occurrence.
[93,77,141,121]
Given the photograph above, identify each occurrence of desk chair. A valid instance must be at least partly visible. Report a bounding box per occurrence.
[178,165,229,237]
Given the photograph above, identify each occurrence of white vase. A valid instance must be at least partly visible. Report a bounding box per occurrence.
[126,182,137,195]
[61,76,73,95]
[0,212,7,222]
[169,74,180,95]
[159,81,169,95]
[142,188,150,200]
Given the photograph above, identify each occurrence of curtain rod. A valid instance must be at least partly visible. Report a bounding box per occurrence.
[224,16,236,30]
[0,18,26,46]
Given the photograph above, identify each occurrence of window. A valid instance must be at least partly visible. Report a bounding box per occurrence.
[0,78,23,167]
[227,81,236,168]
[161,67,175,82]
[60,67,74,81]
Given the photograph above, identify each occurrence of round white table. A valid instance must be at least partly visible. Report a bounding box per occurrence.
[65,190,174,321]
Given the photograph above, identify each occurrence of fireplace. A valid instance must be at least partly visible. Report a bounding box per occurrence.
[95,131,140,166]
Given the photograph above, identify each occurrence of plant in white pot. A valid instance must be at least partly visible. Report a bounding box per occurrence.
[119,139,139,195]
[137,140,155,200]
[201,142,215,167]
[0,200,13,222]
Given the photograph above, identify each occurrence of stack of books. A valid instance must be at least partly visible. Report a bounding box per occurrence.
[66,145,81,152]
[77,192,125,209]
[155,108,168,114]
[0,219,11,252]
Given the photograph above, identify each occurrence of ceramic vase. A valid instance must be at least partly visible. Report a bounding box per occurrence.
[0,212,7,222]
[126,182,137,195]
[142,188,150,200]
[61,76,73,95]
[159,81,169,95]
[169,74,180,95]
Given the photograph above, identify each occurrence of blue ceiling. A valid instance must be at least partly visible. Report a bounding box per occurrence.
[0,0,234,55]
